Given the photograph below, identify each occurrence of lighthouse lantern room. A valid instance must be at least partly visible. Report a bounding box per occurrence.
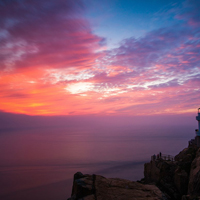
[188,108,200,147]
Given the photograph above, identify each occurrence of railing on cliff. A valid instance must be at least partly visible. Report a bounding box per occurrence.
[151,153,174,161]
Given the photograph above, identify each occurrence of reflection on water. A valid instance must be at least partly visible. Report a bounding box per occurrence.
[0,124,192,199]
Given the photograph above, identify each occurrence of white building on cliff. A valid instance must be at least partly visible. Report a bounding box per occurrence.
[196,108,200,147]
[189,108,200,148]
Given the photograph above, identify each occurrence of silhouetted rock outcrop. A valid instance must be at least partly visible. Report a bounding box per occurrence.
[188,148,200,196]
[68,172,164,200]
[144,146,200,200]
[68,146,200,200]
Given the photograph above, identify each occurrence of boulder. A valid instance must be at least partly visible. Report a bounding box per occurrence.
[68,172,165,200]
[70,172,95,199]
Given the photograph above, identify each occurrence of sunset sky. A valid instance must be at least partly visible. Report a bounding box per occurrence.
[1,2,199,198]
[0,0,200,116]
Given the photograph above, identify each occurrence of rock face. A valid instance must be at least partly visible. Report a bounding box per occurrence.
[144,159,179,199]
[68,172,164,200]
[144,146,200,200]
[188,148,200,196]
[68,146,200,200]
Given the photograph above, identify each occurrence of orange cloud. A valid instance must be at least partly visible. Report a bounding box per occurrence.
[0,0,200,116]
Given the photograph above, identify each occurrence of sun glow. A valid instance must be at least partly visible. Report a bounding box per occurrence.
[0,0,200,116]
[65,82,94,94]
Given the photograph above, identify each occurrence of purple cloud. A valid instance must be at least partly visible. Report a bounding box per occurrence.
[97,0,200,90]
[0,0,199,115]
[0,0,103,71]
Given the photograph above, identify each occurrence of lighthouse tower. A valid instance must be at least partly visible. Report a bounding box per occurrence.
[196,108,200,147]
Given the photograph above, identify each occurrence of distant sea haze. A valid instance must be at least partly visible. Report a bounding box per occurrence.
[0,115,194,200]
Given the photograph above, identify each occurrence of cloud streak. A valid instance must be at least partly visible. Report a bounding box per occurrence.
[0,0,102,71]
[0,0,199,115]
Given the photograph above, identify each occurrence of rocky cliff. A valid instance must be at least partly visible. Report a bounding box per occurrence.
[144,146,200,200]
[68,146,200,200]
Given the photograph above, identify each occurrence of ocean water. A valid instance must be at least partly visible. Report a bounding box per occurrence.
[0,123,193,200]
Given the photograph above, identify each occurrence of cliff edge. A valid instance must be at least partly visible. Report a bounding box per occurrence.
[68,146,200,200]
[144,146,200,200]
[67,172,164,200]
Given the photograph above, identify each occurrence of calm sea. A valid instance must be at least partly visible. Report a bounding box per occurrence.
[0,123,193,200]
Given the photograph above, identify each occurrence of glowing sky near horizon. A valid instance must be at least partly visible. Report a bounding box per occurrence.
[0,0,200,116]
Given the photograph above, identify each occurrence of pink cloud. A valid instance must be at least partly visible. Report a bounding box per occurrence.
[0,0,200,116]
[0,0,104,71]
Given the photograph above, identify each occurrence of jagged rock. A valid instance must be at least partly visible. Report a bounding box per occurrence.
[144,160,161,183]
[68,146,200,200]
[144,159,177,183]
[70,172,94,199]
[174,168,188,195]
[188,148,200,196]
[144,146,200,200]
[144,159,179,199]
[175,147,197,163]
[68,172,165,200]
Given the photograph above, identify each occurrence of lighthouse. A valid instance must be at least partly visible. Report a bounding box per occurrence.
[196,108,200,147]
